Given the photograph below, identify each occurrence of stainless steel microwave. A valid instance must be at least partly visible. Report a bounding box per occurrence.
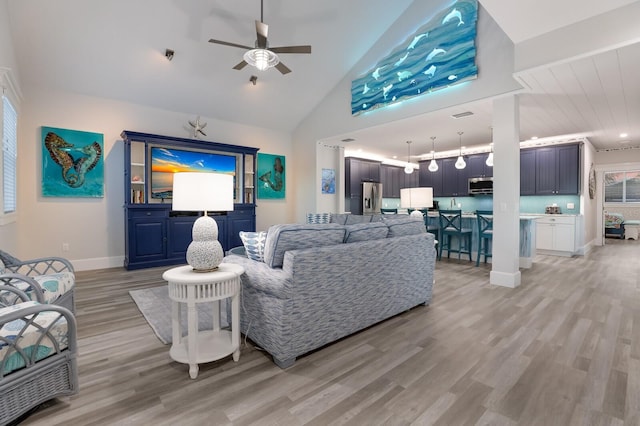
[468,177,493,194]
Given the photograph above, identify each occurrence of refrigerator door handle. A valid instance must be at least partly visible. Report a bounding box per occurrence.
[372,184,377,210]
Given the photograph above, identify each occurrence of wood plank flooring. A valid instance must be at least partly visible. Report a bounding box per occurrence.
[16,239,640,425]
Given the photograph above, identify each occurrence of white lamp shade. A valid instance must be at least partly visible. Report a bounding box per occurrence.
[400,187,433,209]
[455,155,466,169]
[172,172,234,212]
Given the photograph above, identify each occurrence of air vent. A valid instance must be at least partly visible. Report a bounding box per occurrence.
[451,111,474,119]
[341,138,355,142]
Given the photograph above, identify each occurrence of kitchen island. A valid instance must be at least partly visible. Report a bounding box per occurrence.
[425,212,538,268]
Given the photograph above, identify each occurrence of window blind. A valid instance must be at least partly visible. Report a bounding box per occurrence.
[3,95,17,214]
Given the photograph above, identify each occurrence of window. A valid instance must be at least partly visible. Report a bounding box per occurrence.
[604,171,640,203]
[3,94,17,214]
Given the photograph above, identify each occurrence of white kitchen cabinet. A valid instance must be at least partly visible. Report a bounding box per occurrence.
[536,215,577,256]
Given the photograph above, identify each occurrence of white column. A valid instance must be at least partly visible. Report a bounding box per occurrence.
[490,96,521,288]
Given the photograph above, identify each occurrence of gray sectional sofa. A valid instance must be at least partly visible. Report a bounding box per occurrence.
[223,215,436,368]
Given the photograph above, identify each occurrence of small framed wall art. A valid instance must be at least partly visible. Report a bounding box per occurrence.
[41,126,104,197]
[322,168,336,194]
[257,153,285,199]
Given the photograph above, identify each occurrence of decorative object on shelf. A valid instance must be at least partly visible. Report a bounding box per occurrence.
[321,168,336,194]
[455,131,466,170]
[207,0,311,75]
[188,116,207,138]
[485,127,494,167]
[401,187,434,218]
[257,153,285,199]
[404,140,413,174]
[41,126,104,197]
[350,0,478,115]
[589,163,596,199]
[428,136,439,172]
[172,172,234,272]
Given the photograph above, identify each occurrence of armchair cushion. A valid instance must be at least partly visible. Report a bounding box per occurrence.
[0,301,70,375]
[239,231,267,262]
[3,272,74,305]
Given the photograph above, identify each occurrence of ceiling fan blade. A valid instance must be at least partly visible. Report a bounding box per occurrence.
[275,62,292,75]
[208,39,253,50]
[256,20,268,49]
[269,45,312,54]
[233,60,248,70]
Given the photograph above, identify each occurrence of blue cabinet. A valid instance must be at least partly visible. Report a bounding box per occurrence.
[466,154,492,178]
[520,149,536,195]
[122,131,258,270]
[534,144,579,195]
[418,160,443,196]
[441,158,468,197]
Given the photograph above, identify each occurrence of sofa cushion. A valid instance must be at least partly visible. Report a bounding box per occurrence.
[263,223,346,268]
[239,231,268,262]
[383,216,426,237]
[344,222,389,243]
[330,214,349,225]
[306,213,332,224]
[345,215,373,225]
[9,272,75,305]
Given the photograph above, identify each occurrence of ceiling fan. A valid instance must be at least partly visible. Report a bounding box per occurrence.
[208,0,312,75]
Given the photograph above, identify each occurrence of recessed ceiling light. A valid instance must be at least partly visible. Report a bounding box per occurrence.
[392,155,397,159]
[341,138,355,142]
[620,133,628,138]
[531,136,538,140]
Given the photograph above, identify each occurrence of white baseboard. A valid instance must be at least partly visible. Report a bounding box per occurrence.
[70,256,125,271]
[490,270,522,288]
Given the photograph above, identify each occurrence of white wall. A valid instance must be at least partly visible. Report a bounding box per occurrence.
[595,148,640,165]
[14,85,292,270]
[293,2,521,221]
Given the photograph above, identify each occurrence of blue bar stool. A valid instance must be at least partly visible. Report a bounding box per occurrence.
[475,210,493,266]
[438,209,473,261]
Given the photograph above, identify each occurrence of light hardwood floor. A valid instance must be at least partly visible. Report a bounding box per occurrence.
[17,239,640,425]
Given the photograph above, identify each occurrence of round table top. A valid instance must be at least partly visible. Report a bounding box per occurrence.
[162,263,245,284]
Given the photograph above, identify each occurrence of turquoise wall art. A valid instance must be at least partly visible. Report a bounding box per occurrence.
[257,153,285,199]
[41,126,104,197]
[351,0,478,115]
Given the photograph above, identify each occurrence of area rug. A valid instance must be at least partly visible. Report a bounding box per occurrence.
[129,285,228,345]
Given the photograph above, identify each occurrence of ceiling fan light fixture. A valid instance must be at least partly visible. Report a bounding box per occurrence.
[244,48,279,71]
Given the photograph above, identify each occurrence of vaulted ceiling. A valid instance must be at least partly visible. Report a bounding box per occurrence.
[6,0,640,162]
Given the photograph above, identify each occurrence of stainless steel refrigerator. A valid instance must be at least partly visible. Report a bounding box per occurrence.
[362,182,382,214]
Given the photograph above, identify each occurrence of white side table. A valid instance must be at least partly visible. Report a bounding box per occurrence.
[162,263,244,379]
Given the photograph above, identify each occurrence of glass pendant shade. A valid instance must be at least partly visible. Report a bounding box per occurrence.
[404,140,413,174]
[243,49,279,71]
[428,136,438,172]
[485,152,494,167]
[455,131,466,170]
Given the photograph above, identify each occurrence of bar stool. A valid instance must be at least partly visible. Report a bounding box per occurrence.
[475,210,493,266]
[438,209,473,261]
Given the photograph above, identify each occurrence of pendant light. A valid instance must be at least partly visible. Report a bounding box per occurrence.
[428,136,439,172]
[455,131,466,170]
[404,140,413,174]
[486,127,494,167]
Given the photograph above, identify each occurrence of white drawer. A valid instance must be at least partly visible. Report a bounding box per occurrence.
[536,215,576,225]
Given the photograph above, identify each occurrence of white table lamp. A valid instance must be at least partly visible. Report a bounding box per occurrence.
[400,187,434,218]
[172,172,234,272]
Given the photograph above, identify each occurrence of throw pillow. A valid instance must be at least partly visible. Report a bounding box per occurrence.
[306,213,331,224]
[239,231,267,262]
[383,216,426,238]
[344,222,389,243]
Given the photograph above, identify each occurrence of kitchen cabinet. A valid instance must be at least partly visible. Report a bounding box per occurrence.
[122,131,258,270]
[520,149,536,195]
[381,165,402,197]
[441,158,468,197]
[535,144,579,195]
[345,157,382,214]
[466,154,493,178]
[536,215,577,255]
[402,168,419,189]
[418,160,443,196]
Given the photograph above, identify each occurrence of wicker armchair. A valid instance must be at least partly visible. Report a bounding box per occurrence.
[0,286,78,424]
[0,252,75,313]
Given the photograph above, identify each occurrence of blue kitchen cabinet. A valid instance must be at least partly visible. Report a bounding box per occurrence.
[535,144,579,195]
[520,149,536,195]
[418,160,443,197]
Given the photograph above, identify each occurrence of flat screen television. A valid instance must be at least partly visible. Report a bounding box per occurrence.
[150,146,236,199]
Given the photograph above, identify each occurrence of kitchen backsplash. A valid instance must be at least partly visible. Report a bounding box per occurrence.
[382,194,581,214]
